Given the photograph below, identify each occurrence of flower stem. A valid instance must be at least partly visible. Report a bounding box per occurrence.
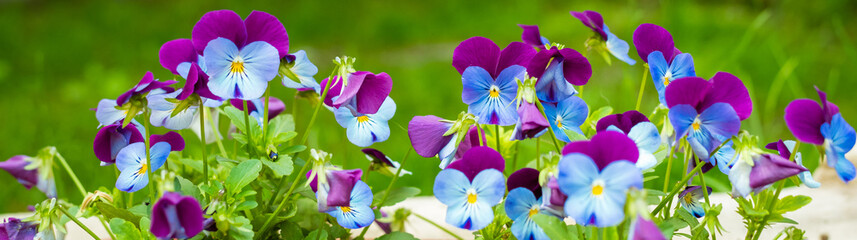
[635,64,649,111]
[208,108,229,158]
[55,153,87,198]
[242,100,254,157]
[413,212,464,240]
[143,111,155,208]
[376,149,411,207]
[199,99,208,188]
[662,140,677,193]
[262,87,271,146]
[534,100,562,153]
[651,161,704,216]
[57,204,100,240]
[494,125,501,151]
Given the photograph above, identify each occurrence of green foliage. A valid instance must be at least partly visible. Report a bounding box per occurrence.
[109,218,146,240]
[96,202,141,228]
[261,155,294,178]
[225,159,263,193]
[532,213,579,240]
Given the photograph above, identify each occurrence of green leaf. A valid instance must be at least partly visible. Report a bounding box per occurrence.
[139,217,152,237]
[585,106,613,131]
[228,216,255,240]
[96,202,141,228]
[304,229,328,240]
[377,232,419,240]
[279,145,307,154]
[272,132,298,145]
[374,187,421,207]
[775,195,811,214]
[109,218,142,240]
[177,157,203,173]
[225,159,263,192]
[175,175,202,201]
[235,201,259,212]
[261,155,294,177]
[223,106,250,133]
[531,213,573,240]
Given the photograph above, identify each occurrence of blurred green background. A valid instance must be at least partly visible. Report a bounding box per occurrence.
[1,0,856,213]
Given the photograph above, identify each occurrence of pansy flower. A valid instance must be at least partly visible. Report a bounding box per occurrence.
[518,24,550,50]
[505,188,550,240]
[408,114,481,168]
[362,148,412,177]
[116,71,178,107]
[320,70,393,115]
[0,217,38,240]
[527,46,592,103]
[334,97,396,147]
[596,110,662,170]
[148,89,199,130]
[115,132,185,192]
[543,96,589,142]
[510,101,549,141]
[766,140,820,188]
[453,37,535,125]
[558,131,643,227]
[628,216,666,240]
[95,72,176,127]
[280,50,320,92]
[678,186,711,218]
[729,151,807,198]
[307,167,364,212]
[229,96,286,126]
[193,10,288,100]
[434,147,506,231]
[570,10,636,65]
[633,23,695,106]
[0,155,55,198]
[158,38,221,102]
[325,180,375,229]
[665,72,752,161]
[785,87,856,182]
[151,192,205,239]
[93,123,144,166]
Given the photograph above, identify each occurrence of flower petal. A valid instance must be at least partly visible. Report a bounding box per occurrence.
[407,115,454,158]
[0,155,38,189]
[633,23,675,63]
[496,42,536,76]
[446,146,506,181]
[243,11,289,58]
[570,10,606,39]
[96,99,127,126]
[559,48,592,86]
[452,37,500,77]
[664,77,710,110]
[507,168,541,199]
[518,24,547,49]
[699,72,752,121]
[159,39,198,75]
[192,10,247,54]
[433,169,470,206]
[327,169,363,207]
[784,99,826,144]
[596,110,649,133]
[749,154,807,188]
[472,169,506,206]
[151,131,186,152]
[505,188,538,221]
[604,26,637,65]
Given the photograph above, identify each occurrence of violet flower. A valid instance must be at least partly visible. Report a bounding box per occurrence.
[628,216,666,240]
[665,73,752,161]
[151,192,205,239]
[407,114,481,168]
[96,72,176,127]
[543,96,589,142]
[518,24,550,50]
[527,46,592,103]
[510,101,549,140]
[193,10,288,100]
[280,50,321,92]
[0,155,55,198]
[505,188,550,240]
[320,71,393,115]
[307,168,364,212]
[785,87,856,182]
[596,110,662,170]
[434,147,506,231]
[0,217,38,240]
[729,152,807,197]
[570,10,636,65]
[362,148,411,177]
[116,71,178,106]
[678,186,711,218]
[507,168,541,199]
[93,123,144,166]
[633,23,695,106]
[115,132,185,192]
[148,89,200,130]
[159,38,221,102]
[766,140,820,188]
[334,97,396,147]
[325,180,375,229]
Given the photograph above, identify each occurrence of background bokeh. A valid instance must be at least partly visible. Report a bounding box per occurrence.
[1,0,856,213]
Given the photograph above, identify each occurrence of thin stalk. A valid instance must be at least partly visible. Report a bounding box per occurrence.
[662,140,677,192]
[58,204,100,240]
[512,141,519,171]
[256,162,310,238]
[356,226,371,239]
[200,99,208,187]
[242,100,254,157]
[376,149,411,207]
[536,137,541,169]
[635,64,649,111]
[478,124,488,146]
[534,100,562,153]
[695,157,715,240]
[262,87,271,144]
[208,108,228,158]
[99,215,117,240]
[651,161,704,216]
[144,111,155,208]
[413,213,464,240]
[494,125,501,150]
[289,95,299,145]
[55,154,87,198]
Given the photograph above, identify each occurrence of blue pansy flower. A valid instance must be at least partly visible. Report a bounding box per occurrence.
[543,96,589,142]
[648,51,695,106]
[596,111,662,170]
[434,168,505,231]
[821,114,856,181]
[766,140,820,188]
[325,180,375,229]
[505,188,549,240]
[116,132,185,192]
[334,97,396,147]
[280,50,321,92]
[785,87,856,182]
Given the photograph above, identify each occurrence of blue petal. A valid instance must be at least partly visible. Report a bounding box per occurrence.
[556,96,588,135]
[472,169,506,205]
[681,200,706,218]
[115,142,146,171]
[834,156,856,183]
[350,181,374,206]
[647,51,669,106]
[374,97,397,121]
[96,99,127,126]
[205,38,280,100]
[668,104,698,141]
[505,188,538,220]
[669,53,696,81]
[821,114,856,168]
[461,66,493,105]
[603,26,636,65]
[148,91,198,130]
[535,60,577,103]
[495,66,525,101]
[115,167,149,192]
[282,50,320,91]
[794,150,821,188]
[593,161,641,227]
[176,62,192,79]
[327,203,375,229]
[335,98,395,147]
[729,159,753,197]
[464,66,521,126]
[511,214,549,240]
[557,153,599,195]
[696,102,741,151]
[601,161,643,190]
[713,143,737,174]
[627,122,661,153]
[149,141,171,171]
[433,169,470,206]
[542,103,571,143]
[438,137,458,168]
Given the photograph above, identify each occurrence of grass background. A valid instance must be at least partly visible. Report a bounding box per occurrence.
[1,0,856,213]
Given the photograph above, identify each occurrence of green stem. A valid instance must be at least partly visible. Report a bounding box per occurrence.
[534,100,562,153]
[511,141,519,171]
[262,87,271,146]
[651,161,704,216]
[494,125,501,150]
[144,111,155,208]
[662,140,677,193]
[356,225,371,239]
[55,153,87,198]
[413,213,464,240]
[635,64,649,111]
[696,157,715,240]
[257,162,310,238]
[377,149,411,207]
[243,100,254,157]
[200,99,208,187]
[100,215,117,240]
[58,204,100,240]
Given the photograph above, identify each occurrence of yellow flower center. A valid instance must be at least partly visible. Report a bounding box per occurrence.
[528,208,539,217]
[357,116,370,123]
[692,118,701,131]
[683,194,694,203]
[663,77,670,86]
[467,192,478,204]
[230,60,245,74]
[488,86,500,98]
[555,117,564,128]
[591,184,604,196]
[340,206,351,213]
[137,164,148,175]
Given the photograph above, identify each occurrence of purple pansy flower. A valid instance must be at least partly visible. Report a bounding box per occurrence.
[454,37,535,125]
[116,71,178,106]
[93,123,144,166]
[527,46,592,103]
[362,148,412,177]
[407,115,482,168]
[510,101,549,140]
[785,87,856,182]
[541,177,568,218]
[320,71,393,115]
[0,155,55,198]
[115,132,185,192]
[308,169,364,212]
[0,217,39,240]
[766,140,820,188]
[543,96,589,142]
[151,192,205,239]
[95,72,177,127]
[558,131,642,227]
[678,186,712,218]
[518,24,550,50]
[193,10,288,100]
[628,216,666,240]
[280,50,321,92]
[434,147,506,231]
[729,152,807,197]
[570,10,636,65]
[596,110,662,170]
[334,97,396,147]
[325,180,375,229]
[666,73,752,161]
[633,23,695,106]
[158,38,221,101]
[229,96,286,126]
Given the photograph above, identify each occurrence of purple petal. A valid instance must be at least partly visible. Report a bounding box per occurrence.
[526,47,558,83]
[511,101,549,140]
[455,126,484,160]
[267,97,286,120]
[562,131,638,169]
[633,23,675,63]
[362,148,394,166]
[664,76,710,111]
[306,171,318,192]
[699,72,753,120]
[631,216,666,240]
[452,37,500,77]
[376,210,392,234]
[159,39,198,75]
[407,115,454,158]
[570,10,606,39]
[815,86,840,122]
[547,177,567,206]
[559,48,592,86]
[151,192,204,238]
[749,154,807,189]
[677,185,711,200]
[151,131,185,151]
[117,72,155,106]
[319,76,344,108]
[518,24,547,49]
[94,123,144,164]
[507,168,541,199]
[327,169,363,207]
[595,110,649,133]
[354,72,393,114]
[1,218,39,240]
[192,10,247,54]
[446,146,505,181]
[243,11,289,58]
[496,42,537,77]
[784,99,825,145]
[765,140,791,160]
[0,155,38,189]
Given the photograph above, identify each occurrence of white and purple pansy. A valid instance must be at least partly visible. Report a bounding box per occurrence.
[115,132,185,192]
